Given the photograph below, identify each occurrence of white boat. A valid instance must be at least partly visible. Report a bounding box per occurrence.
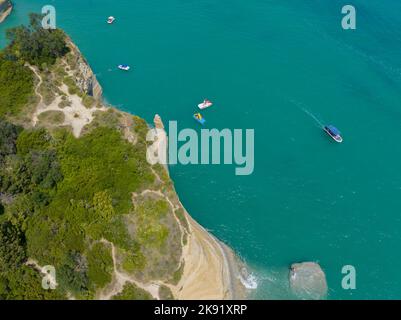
[107,16,115,24]
[118,64,130,71]
[198,99,213,110]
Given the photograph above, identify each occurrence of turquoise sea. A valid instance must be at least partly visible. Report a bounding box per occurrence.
[2,0,401,299]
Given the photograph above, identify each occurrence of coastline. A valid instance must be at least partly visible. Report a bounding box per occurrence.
[0,3,250,300]
[172,207,246,299]
[153,117,247,300]
[61,38,248,300]
[0,1,12,24]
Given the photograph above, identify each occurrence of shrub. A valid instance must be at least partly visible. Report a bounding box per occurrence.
[112,283,154,300]
[0,55,34,117]
[86,242,113,290]
[5,13,69,67]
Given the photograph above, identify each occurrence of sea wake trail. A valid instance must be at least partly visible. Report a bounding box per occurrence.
[289,99,325,128]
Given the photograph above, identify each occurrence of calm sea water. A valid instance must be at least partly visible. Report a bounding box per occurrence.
[2,0,401,299]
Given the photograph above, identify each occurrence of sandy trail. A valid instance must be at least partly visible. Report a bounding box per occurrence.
[29,65,106,137]
[97,239,161,300]
[29,65,44,107]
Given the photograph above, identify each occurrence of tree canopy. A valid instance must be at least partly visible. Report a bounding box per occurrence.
[0,54,34,117]
[5,13,69,67]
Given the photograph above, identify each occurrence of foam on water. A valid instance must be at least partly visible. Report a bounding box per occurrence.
[238,268,258,290]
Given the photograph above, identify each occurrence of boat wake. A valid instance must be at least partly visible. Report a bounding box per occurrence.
[301,107,325,128]
[289,99,324,128]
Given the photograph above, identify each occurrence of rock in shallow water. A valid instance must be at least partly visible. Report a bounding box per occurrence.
[289,262,328,300]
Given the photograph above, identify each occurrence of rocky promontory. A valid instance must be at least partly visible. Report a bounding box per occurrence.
[290,262,328,300]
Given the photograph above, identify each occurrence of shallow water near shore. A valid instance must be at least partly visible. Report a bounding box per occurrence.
[2,0,401,299]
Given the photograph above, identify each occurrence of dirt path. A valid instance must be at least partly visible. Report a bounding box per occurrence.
[29,65,106,137]
[97,239,161,300]
[28,65,45,116]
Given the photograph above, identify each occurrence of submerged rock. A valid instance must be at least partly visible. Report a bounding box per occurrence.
[289,262,327,300]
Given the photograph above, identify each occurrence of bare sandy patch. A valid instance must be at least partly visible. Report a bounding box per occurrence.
[29,65,106,137]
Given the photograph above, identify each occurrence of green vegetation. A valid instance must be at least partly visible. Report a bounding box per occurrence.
[53,64,68,79]
[16,128,51,155]
[0,13,71,119]
[87,242,113,290]
[0,120,20,161]
[81,109,121,135]
[58,95,72,109]
[0,221,26,273]
[56,126,154,215]
[159,285,174,300]
[37,110,65,126]
[38,71,58,105]
[0,115,174,299]
[63,76,81,96]
[174,208,189,234]
[5,13,69,67]
[111,283,154,300]
[0,13,184,300]
[82,94,95,108]
[130,195,182,282]
[0,54,34,117]
[23,126,155,296]
[135,199,170,247]
[0,265,65,300]
[170,263,184,286]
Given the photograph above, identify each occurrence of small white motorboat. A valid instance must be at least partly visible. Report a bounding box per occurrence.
[198,99,213,110]
[107,16,115,24]
[118,64,130,71]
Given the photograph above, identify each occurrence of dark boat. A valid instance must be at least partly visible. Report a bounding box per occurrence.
[324,125,343,143]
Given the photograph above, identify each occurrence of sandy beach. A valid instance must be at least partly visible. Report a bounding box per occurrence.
[170,208,245,300]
